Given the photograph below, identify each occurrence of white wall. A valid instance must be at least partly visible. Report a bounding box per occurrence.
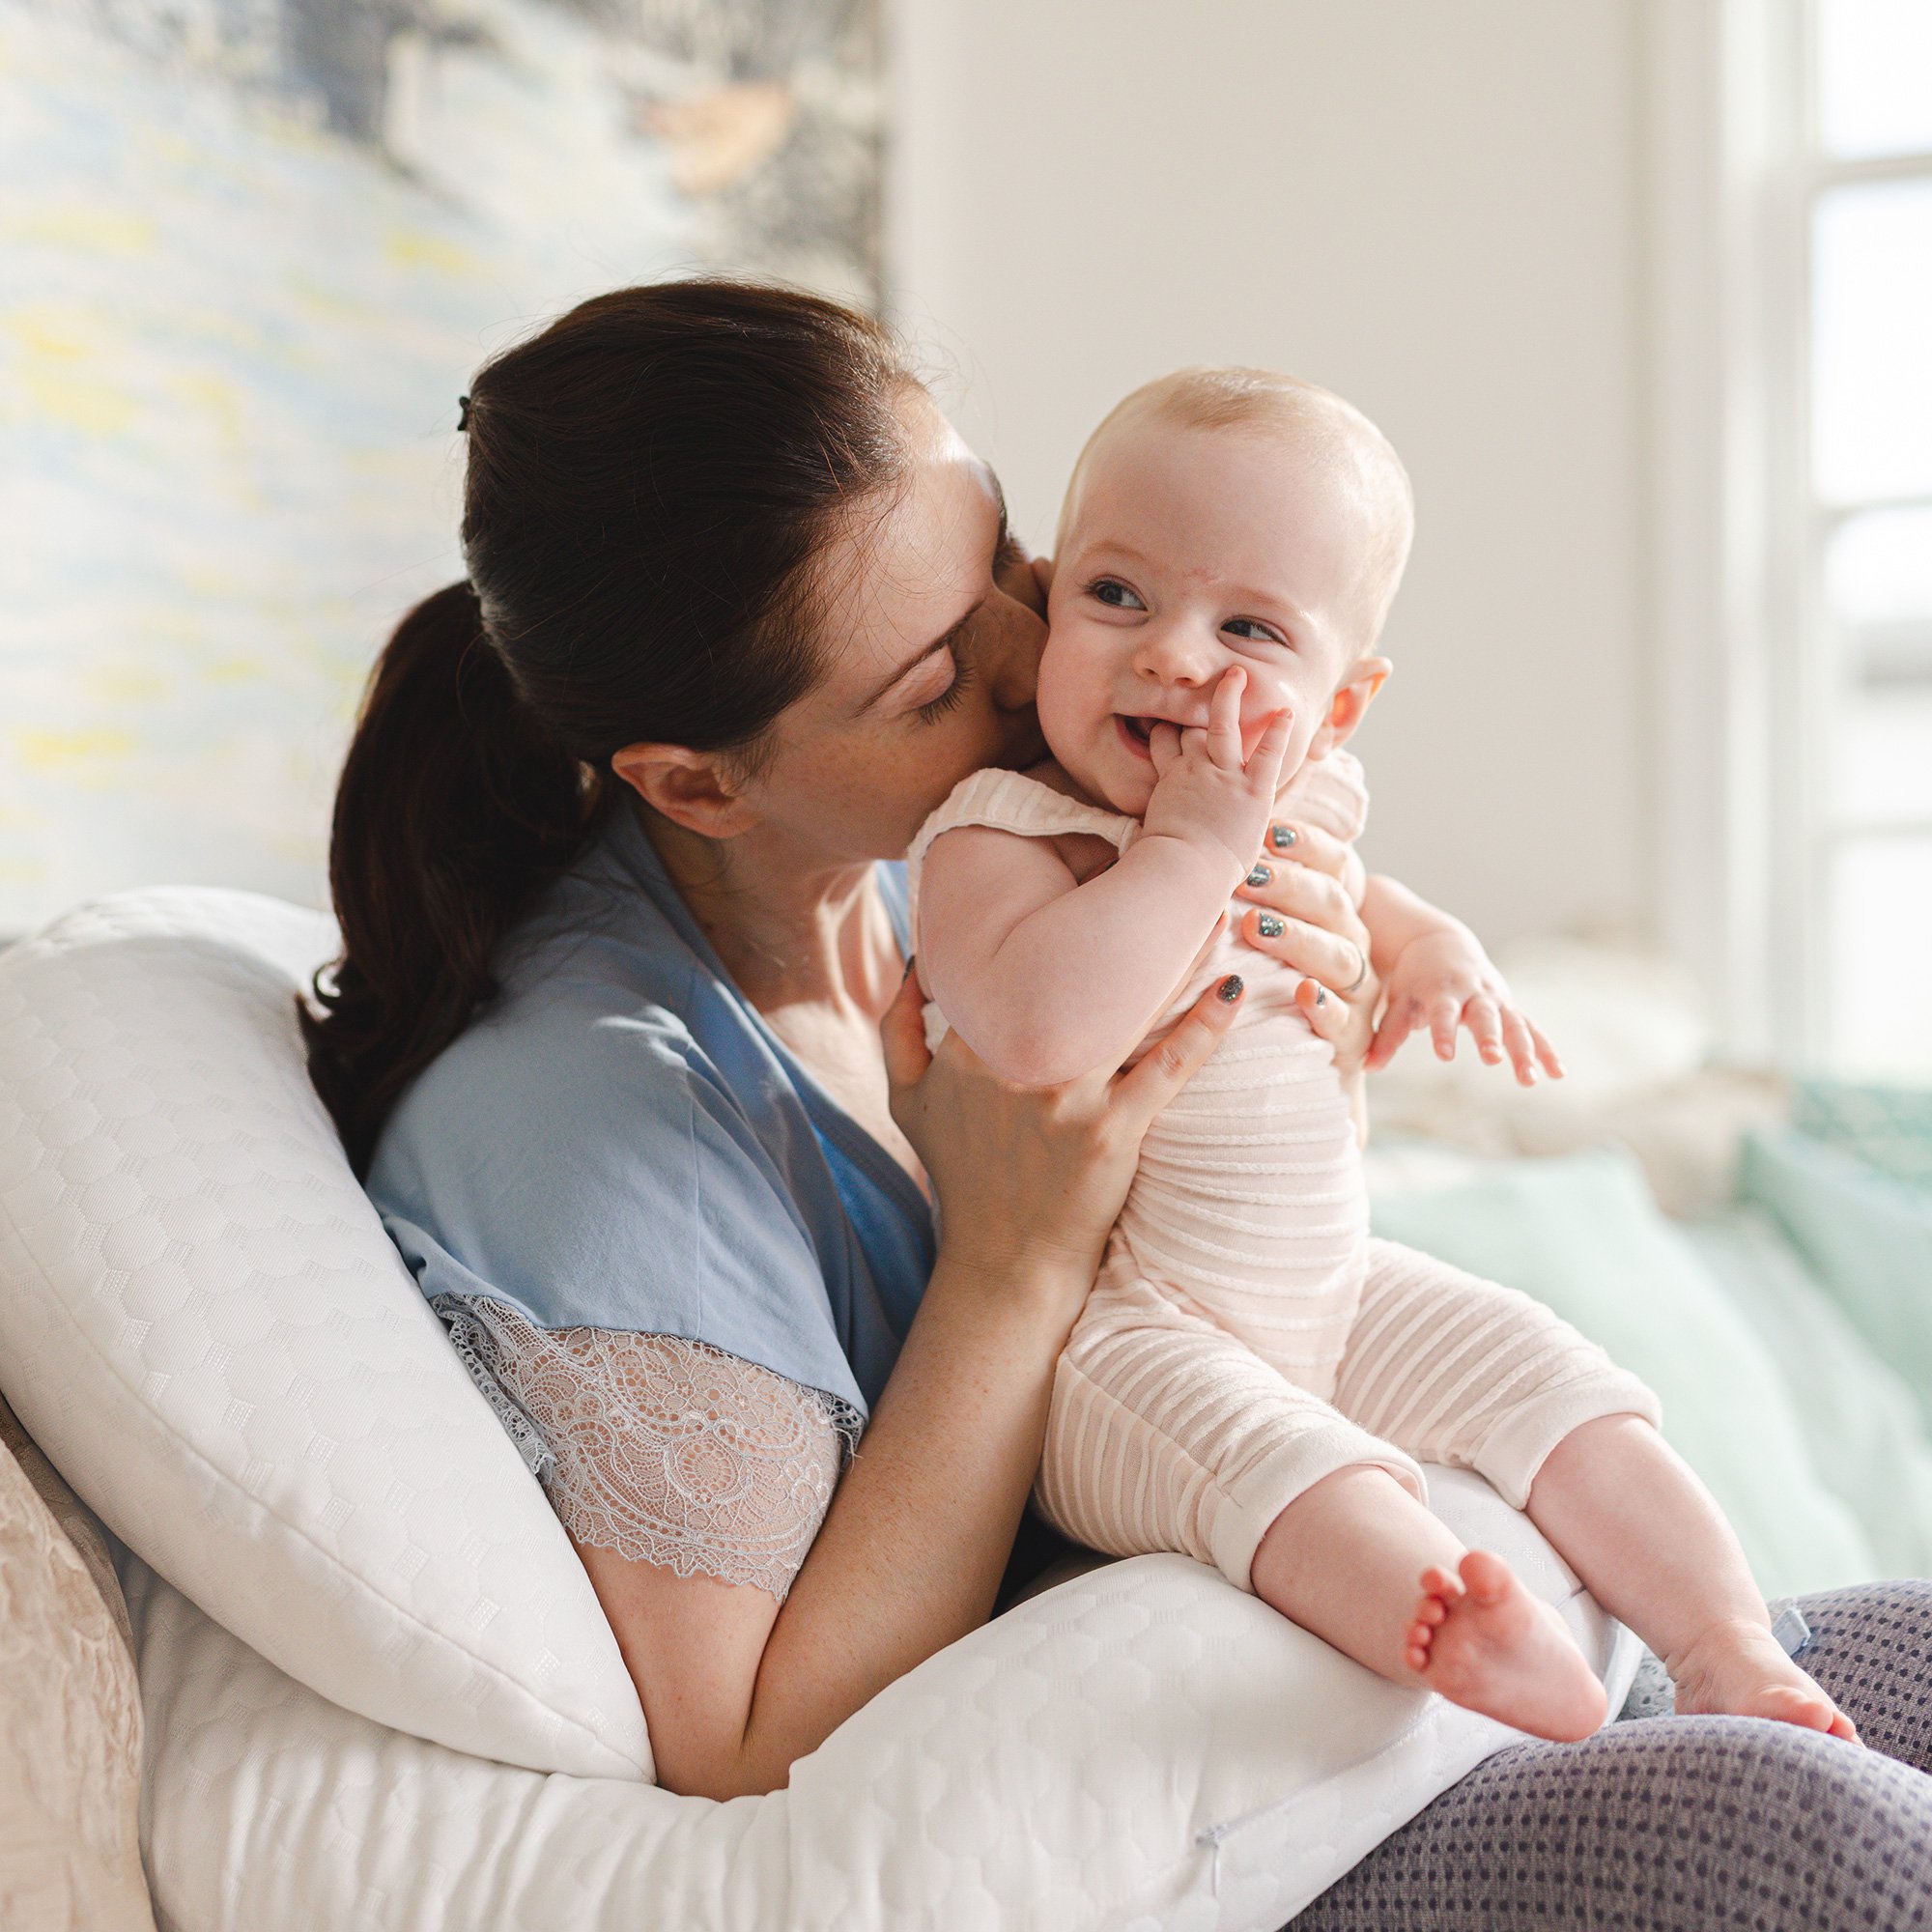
[885,0,1652,952]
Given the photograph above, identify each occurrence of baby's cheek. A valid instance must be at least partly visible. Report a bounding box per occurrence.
[1036,622,1106,736]
[1237,669,1306,761]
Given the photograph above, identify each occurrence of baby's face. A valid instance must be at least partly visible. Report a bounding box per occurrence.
[1039,416,1381,816]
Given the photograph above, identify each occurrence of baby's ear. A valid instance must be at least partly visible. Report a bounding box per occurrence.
[1307,657,1391,758]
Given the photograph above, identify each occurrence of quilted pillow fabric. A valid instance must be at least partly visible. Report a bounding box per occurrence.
[122,1480,1638,1932]
[0,890,649,1780]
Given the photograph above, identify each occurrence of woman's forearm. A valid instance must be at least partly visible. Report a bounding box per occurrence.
[724,1245,1087,1791]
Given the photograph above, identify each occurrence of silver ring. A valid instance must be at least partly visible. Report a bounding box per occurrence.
[1340,945,1370,998]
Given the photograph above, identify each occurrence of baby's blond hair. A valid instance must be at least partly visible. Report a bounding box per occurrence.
[1056,366,1416,648]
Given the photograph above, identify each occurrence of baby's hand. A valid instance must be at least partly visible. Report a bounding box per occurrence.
[1140,668,1293,880]
[1367,929,1564,1086]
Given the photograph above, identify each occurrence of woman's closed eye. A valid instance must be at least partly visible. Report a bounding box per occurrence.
[913,646,976,724]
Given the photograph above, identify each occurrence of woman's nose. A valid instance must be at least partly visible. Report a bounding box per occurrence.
[988,596,1045,710]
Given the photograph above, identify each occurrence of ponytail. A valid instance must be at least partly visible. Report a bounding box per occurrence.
[299,278,912,1176]
[299,581,606,1179]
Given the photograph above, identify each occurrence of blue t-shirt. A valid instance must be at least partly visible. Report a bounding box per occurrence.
[364,798,936,1425]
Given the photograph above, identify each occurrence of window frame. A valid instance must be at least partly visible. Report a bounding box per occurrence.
[1647,0,1932,1071]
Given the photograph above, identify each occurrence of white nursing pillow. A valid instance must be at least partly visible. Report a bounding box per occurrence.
[0,890,650,1779]
[124,1480,1630,1932]
[0,889,1637,1931]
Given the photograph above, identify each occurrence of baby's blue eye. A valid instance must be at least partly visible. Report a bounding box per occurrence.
[1090,578,1146,611]
[1223,617,1286,645]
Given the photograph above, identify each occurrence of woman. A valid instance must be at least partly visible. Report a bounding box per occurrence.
[301,279,1932,1923]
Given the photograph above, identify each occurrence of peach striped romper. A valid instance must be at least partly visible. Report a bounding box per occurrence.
[906,749,1662,1592]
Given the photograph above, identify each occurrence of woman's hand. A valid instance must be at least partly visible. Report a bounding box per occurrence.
[881,961,1247,1298]
[1231,815,1380,1077]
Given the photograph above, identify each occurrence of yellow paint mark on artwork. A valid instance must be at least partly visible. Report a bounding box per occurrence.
[286,271,366,325]
[204,658,263,685]
[168,370,247,450]
[14,729,139,788]
[6,307,141,434]
[23,367,136,436]
[8,313,88,362]
[384,228,480,278]
[5,207,155,255]
[83,665,168,705]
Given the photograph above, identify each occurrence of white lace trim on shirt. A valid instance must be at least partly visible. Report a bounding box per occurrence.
[430,1293,861,1603]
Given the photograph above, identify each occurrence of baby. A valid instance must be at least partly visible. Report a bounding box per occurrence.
[907,369,1856,1744]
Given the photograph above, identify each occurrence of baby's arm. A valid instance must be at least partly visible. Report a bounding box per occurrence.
[1358,874,1564,1084]
[918,826,1236,1086]
[920,669,1291,1088]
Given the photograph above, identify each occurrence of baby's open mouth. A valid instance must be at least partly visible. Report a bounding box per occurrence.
[1116,714,1157,759]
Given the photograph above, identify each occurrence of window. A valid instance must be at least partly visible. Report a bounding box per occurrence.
[1793,0,1932,1075]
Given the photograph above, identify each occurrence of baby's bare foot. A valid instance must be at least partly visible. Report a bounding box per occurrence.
[1671,1618,1861,1743]
[1404,1549,1607,1743]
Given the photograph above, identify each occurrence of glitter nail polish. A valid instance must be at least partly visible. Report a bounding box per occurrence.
[1217,974,1244,1002]
[1270,825,1298,850]
[1246,865,1271,888]
[1257,912,1285,939]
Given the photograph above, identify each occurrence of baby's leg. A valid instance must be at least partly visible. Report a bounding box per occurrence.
[1041,1257,1607,1742]
[1250,1465,1608,1742]
[1527,1414,1857,1741]
[1036,1254,1425,1589]
[1338,1238,1855,1741]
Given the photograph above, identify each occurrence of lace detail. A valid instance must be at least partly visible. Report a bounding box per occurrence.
[429,1293,861,1602]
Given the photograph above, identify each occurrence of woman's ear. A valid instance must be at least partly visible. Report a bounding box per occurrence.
[609,741,760,838]
[1306,656,1392,759]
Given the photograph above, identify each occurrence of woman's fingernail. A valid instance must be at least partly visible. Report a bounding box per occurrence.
[1218,974,1245,1002]
[1246,864,1272,888]
[1315,986,1328,1007]
[1257,912,1286,939]
[1270,825,1298,850]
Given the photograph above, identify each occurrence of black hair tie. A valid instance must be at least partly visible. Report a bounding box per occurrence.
[456,393,472,433]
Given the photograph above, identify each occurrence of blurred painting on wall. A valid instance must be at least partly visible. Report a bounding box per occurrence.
[0,0,881,932]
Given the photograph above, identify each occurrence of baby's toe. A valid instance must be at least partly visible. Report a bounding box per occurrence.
[1419,1564,1462,1602]
[1459,1549,1514,1605]
[1754,1682,1847,1736]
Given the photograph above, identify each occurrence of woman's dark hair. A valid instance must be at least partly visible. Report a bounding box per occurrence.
[298,278,913,1178]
